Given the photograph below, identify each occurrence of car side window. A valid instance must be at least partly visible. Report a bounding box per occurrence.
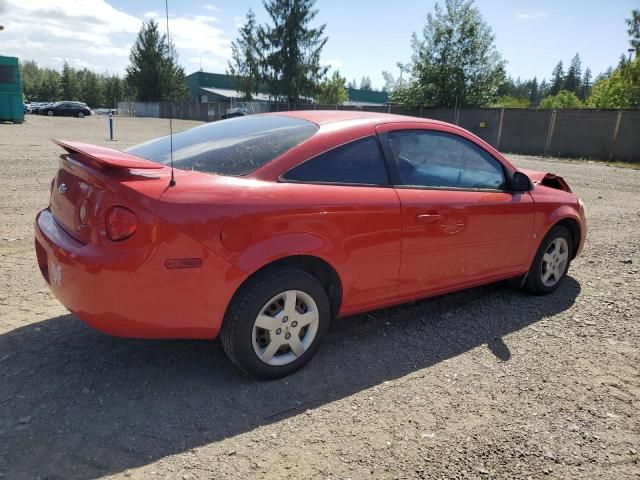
[282,136,390,186]
[387,130,507,190]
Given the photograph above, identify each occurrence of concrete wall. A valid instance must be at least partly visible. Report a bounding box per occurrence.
[424,108,639,162]
[457,108,502,147]
[548,110,618,160]
[499,109,552,155]
[611,110,640,162]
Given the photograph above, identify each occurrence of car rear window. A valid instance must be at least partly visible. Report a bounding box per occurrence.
[125,115,319,176]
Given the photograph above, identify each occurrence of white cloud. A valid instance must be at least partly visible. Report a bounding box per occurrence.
[516,12,548,20]
[203,4,220,12]
[2,0,232,76]
[159,17,231,58]
[193,15,219,24]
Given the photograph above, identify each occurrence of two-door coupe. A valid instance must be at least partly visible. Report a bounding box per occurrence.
[35,111,586,378]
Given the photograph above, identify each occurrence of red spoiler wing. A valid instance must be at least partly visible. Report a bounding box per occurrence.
[54,140,164,170]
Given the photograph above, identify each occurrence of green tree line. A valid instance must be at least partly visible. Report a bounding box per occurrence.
[22,61,127,108]
[382,1,640,109]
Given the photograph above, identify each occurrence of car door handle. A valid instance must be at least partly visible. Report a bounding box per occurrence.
[416,213,442,223]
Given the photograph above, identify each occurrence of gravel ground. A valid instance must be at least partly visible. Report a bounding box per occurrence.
[0,115,638,480]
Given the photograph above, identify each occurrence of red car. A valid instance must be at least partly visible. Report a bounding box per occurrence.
[35,111,586,378]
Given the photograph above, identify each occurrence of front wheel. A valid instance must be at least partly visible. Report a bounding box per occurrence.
[47,110,54,117]
[77,112,85,118]
[220,267,331,379]
[525,225,573,295]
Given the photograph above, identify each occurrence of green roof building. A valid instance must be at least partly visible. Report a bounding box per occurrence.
[185,71,389,106]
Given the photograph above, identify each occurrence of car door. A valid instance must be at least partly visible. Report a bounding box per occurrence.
[280,135,402,313]
[57,103,71,116]
[377,124,535,299]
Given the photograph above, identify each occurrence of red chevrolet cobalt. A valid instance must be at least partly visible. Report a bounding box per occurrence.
[35,111,586,378]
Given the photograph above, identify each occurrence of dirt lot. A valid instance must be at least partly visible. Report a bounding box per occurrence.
[1,115,639,480]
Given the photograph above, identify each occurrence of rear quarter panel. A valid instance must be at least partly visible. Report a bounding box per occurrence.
[151,178,402,317]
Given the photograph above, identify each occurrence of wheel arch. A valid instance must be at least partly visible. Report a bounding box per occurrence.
[227,254,343,320]
[544,216,581,260]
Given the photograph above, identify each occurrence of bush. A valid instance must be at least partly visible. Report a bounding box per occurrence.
[539,90,583,109]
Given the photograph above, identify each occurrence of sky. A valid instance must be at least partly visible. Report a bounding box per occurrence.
[0,0,637,89]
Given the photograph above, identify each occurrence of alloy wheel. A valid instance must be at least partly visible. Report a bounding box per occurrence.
[252,290,319,366]
[540,237,569,287]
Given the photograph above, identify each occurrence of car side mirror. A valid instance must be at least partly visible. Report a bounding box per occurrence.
[511,172,531,192]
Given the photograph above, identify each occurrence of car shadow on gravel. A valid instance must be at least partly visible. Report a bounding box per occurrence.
[0,277,580,479]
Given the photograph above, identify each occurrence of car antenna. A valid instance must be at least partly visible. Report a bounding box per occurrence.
[165,0,176,187]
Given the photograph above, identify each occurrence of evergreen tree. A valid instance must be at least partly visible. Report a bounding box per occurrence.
[21,60,41,100]
[538,79,549,99]
[103,75,125,108]
[401,0,505,107]
[580,68,592,101]
[260,0,328,104]
[60,61,80,100]
[359,76,372,90]
[38,69,61,101]
[317,70,348,104]
[627,9,640,56]
[529,77,539,106]
[126,20,187,102]
[227,9,261,100]
[80,70,103,107]
[381,71,397,92]
[550,61,564,95]
[564,54,582,95]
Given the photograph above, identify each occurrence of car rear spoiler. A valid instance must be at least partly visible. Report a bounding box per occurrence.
[53,140,164,170]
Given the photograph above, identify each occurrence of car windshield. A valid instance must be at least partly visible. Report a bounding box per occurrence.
[126,115,319,176]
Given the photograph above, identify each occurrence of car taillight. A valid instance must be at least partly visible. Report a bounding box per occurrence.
[106,206,138,241]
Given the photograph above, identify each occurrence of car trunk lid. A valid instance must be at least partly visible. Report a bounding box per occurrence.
[49,140,167,245]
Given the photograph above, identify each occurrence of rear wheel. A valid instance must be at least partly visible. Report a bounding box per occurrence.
[220,267,330,379]
[525,225,573,294]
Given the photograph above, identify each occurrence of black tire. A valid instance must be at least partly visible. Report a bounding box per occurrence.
[77,112,85,118]
[525,225,573,295]
[220,267,331,379]
[47,110,54,117]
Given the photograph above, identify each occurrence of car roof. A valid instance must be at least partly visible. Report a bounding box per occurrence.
[266,109,451,128]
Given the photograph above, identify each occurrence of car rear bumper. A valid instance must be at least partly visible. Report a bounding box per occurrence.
[35,208,245,339]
